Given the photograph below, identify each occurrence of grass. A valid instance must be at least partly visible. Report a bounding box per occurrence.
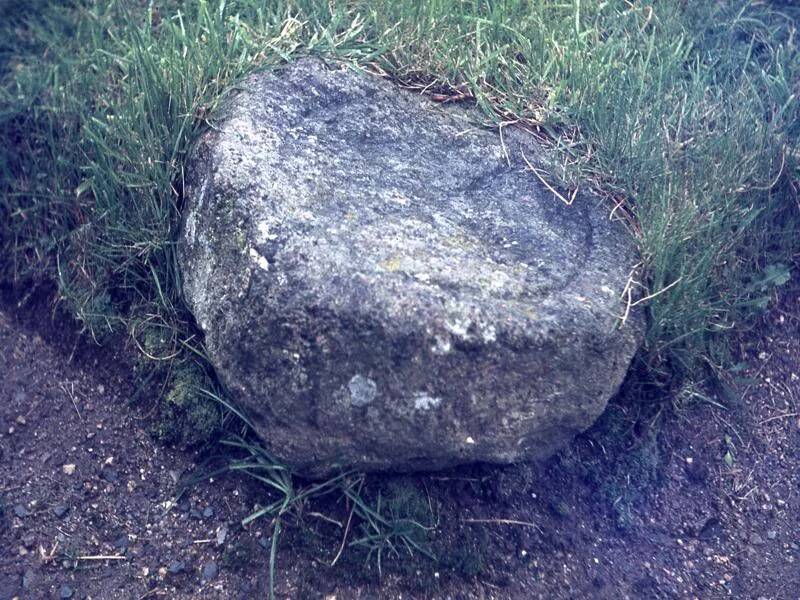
[2,1,798,382]
[344,478,437,576]
[1,0,799,592]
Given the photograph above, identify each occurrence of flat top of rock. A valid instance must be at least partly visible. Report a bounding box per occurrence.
[183,59,634,343]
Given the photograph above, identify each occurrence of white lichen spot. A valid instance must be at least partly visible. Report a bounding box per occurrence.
[256,220,278,244]
[488,269,510,291]
[185,211,197,245]
[197,177,211,212]
[431,334,452,355]
[248,248,270,271]
[348,375,377,407]
[481,323,497,343]
[413,393,441,411]
[443,316,496,344]
[390,192,410,206]
[414,272,431,283]
[444,316,471,339]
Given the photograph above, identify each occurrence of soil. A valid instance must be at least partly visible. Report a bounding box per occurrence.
[1,285,799,599]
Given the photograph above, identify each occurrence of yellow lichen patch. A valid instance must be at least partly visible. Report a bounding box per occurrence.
[378,256,403,272]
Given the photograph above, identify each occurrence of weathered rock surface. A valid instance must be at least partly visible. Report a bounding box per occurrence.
[178,58,643,477]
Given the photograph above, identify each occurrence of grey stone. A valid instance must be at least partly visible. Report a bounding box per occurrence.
[100,466,118,484]
[216,525,228,546]
[113,535,129,550]
[202,561,219,581]
[179,58,643,476]
[21,569,35,590]
[168,560,185,574]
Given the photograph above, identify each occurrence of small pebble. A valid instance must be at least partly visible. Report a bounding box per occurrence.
[60,584,74,599]
[216,525,228,546]
[168,560,185,574]
[203,506,214,518]
[202,561,219,580]
[750,533,765,546]
[114,535,129,550]
[22,569,36,589]
[101,467,119,483]
[13,504,29,518]
[53,505,69,518]
[767,530,778,540]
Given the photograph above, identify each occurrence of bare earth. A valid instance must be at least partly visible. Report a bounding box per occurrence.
[1,286,799,599]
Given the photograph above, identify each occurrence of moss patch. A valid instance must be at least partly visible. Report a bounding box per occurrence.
[154,362,221,448]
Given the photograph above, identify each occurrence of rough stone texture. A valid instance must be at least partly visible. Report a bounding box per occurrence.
[178,58,643,477]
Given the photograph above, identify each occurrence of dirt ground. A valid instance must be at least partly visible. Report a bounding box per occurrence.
[2,284,799,599]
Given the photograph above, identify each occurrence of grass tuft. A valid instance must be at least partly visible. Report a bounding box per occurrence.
[345,478,437,576]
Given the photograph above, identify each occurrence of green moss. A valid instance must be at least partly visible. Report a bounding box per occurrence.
[154,362,221,447]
